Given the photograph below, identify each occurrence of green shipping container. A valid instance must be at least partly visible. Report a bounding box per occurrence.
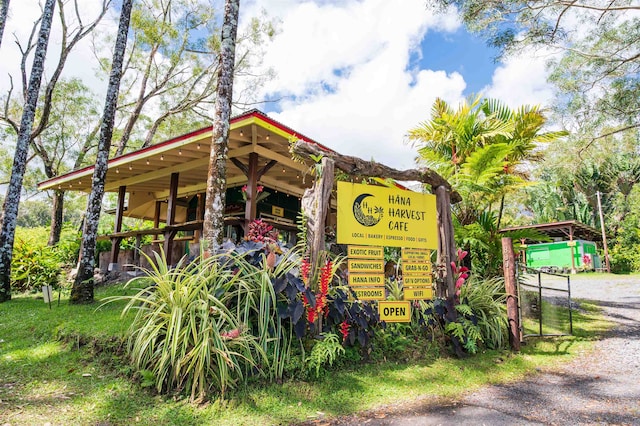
[525,240,600,272]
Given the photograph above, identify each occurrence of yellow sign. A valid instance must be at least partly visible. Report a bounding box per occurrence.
[402,262,432,275]
[402,248,431,262]
[352,287,385,301]
[567,241,577,247]
[271,205,284,217]
[348,245,384,259]
[403,275,433,286]
[337,182,438,249]
[404,287,433,300]
[348,274,385,286]
[378,301,411,322]
[348,259,384,274]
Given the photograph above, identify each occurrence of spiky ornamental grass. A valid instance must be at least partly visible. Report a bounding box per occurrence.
[103,249,269,402]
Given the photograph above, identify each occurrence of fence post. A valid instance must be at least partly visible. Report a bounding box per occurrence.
[502,237,521,351]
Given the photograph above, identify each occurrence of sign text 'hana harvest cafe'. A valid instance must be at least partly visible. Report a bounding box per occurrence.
[337,182,437,249]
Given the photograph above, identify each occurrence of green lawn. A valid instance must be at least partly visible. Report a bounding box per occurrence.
[0,284,613,425]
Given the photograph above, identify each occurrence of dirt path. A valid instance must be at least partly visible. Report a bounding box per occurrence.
[328,274,640,425]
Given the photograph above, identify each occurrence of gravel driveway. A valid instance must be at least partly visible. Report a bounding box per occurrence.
[329,273,640,425]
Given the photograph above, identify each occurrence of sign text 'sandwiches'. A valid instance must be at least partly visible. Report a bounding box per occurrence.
[347,259,385,274]
[337,182,437,249]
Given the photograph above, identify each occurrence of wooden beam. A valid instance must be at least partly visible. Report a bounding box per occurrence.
[302,157,334,269]
[104,145,255,192]
[291,140,461,203]
[245,153,259,223]
[194,193,204,242]
[155,174,246,199]
[258,159,278,179]
[164,172,179,264]
[254,145,309,172]
[110,185,127,266]
[259,175,306,198]
[230,157,248,176]
[153,200,161,228]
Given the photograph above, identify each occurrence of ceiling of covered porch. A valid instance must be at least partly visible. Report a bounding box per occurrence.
[38,110,329,221]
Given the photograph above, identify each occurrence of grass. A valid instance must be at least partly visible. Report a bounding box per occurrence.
[0,283,614,426]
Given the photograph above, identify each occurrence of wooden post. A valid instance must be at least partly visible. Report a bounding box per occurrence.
[434,185,455,299]
[153,200,161,228]
[194,193,204,242]
[244,152,259,226]
[164,172,179,264]
[569,225,576,274]
[502,237,521,351]
[109,185,126,270]
[596,191,611,273]
[301,157,334,270]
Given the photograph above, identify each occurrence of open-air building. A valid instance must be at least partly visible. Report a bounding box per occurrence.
[38,109,338,270]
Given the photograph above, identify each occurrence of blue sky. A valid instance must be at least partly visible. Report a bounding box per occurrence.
[419,30,500,96]
[0,0,555,171]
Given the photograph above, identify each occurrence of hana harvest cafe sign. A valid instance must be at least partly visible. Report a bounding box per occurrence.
[336,181,438,249]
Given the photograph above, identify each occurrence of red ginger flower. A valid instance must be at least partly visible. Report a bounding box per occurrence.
[340,320,349,342]
[320,260,332,295]
[301,258,311,284]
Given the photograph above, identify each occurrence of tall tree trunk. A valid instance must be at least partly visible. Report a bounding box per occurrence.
[48,189,64,246]
[0,0,55,303]
[202,0,240,252]
[0,0,9,48]
[71,0,133,304]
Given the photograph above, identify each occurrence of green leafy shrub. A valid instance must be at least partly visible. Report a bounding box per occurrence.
[11,227,63,293]
[459,277,508,350]
[11,239,62,292]
[305,333,345,377]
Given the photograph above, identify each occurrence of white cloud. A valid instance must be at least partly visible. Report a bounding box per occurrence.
[2,0,558,174]
[0,1,117,98]
[482,47,558,109]
[246,0,465,170]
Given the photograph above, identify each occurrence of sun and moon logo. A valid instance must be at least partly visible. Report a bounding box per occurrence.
[352,193,384,227]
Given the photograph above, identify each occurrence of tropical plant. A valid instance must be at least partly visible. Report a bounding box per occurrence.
[305,333,345,378]
[458,276,508,350]
[105,248,271,402]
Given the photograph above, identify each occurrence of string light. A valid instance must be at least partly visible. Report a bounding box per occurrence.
[266,134,270,140]
[197,143,201,149]
[116,168,120,173]
[160,155,164,161]
[128,164,133,170]
[178,149,182,155]
[240,130,244,136]
[146,159,150,165]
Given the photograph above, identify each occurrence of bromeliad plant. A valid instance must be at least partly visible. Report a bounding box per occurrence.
[103,248,270,402]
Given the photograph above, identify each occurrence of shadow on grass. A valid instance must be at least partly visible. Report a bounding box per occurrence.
[0,283,620,426]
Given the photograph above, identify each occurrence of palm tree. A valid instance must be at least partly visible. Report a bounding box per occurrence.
[482,100,567,228]
[407,95,513,179]
[408,96,565,278]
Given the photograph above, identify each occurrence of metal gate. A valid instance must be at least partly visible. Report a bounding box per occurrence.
[516,265,573,338]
